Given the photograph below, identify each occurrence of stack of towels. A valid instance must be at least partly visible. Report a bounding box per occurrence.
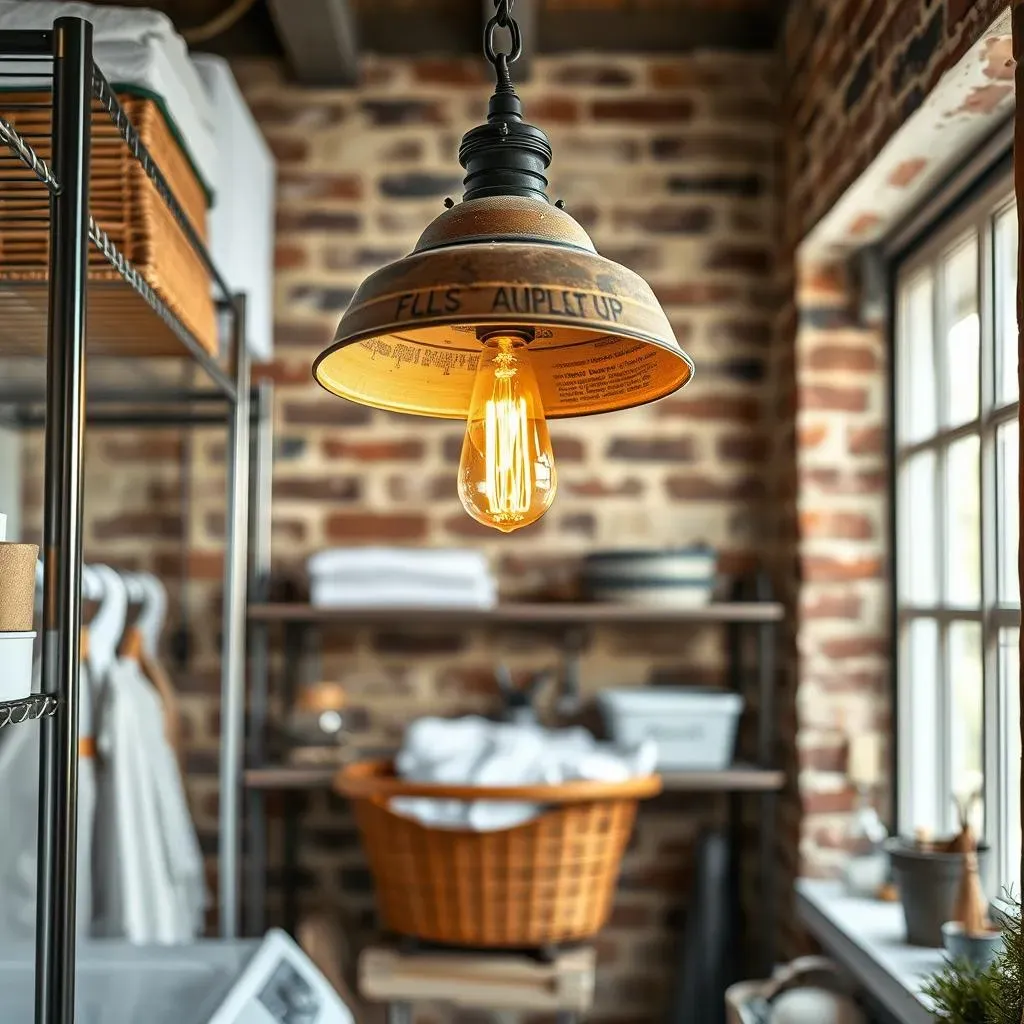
[308,548,497,609]
[392,716,657,831]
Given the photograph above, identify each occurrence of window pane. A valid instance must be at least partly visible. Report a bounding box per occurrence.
[998,420,1020,605]
[949,621,984,835]
[903,618,940,834]
[900,269,936,444]
[1001,628,1020,891]
[995,207,1019,406]
[942,236,980,427]
[945,435,981,605]
[901,451,938,604]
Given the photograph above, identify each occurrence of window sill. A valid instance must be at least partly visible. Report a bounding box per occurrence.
[796,880,940,1024]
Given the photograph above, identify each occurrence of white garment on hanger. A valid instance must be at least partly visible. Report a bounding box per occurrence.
[92,655,204,944]
[0,659,95,939]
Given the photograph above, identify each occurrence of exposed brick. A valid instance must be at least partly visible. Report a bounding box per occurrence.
[93,512,181,541]
[99,437,182,461]
[654,282,739,306]
[800,468,886,495]
[321,438,425,461]
[249,101,345,129]
[717,435,768,462]
[283,401,372,427]
[274,322,334,349]
[325,513,428,542]
[648,62,725,89]
[379,172,463,198]
[798,384,870,412]
[524,96,580,123]
[803,788,857,816]
[847,424,886,456]
[668,173,765,198]
[324,245,405,271]
[802,592,864,619]
[561,512,597,537]
[252,361,315,386]
[801,555,882,582]
[553,63,635,87]
[360,99,445,126]
[279,173,363,201]
[707,245,772,274]
[613,205,714,235]
[266,136,309,164]
[708,318,773,346]
[651,134,772,162]
[806,344,879,372]
[592,98,694,122]
[656,394,762,423]
[413,59,486,86]
[274,244,307,270]
[818,635,890,660]
[799,511,876,540]
[559,134,641,162]
[372,631,466,654]
[607,437,696,462]
[277,210,361,233]
[798,423,830,449]
[275,476,361,502]
[665,474,765,500]
[563,477,644,499]
[801,745,847,773]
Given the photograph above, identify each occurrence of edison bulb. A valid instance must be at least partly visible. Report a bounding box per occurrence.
[458,335,556,533]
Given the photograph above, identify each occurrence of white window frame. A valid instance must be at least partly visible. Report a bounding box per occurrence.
[894,171,1020,892]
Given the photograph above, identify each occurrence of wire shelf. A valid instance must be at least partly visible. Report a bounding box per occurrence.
[0,113,59,193]
[0,694,58,728]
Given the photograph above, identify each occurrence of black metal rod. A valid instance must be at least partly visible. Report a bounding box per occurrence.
[35,17,91,1024]
[218,295,252,938]
[756,569,777,976]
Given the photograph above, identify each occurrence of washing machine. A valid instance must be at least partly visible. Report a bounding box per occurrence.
[0,929,355,1023]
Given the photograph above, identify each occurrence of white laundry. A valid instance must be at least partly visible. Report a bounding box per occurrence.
[391,716,658,831]
[308,548,498,610]
[0,659,95,939]
[92,656,205,944]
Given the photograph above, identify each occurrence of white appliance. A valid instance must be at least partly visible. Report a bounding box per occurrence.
[0,930,355,1024]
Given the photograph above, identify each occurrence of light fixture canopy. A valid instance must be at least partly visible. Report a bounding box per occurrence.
[313,2,693,421]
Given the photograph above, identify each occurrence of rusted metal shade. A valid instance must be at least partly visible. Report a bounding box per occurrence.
[314,195,693,420]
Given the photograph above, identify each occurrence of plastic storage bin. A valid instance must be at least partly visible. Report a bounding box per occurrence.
[598,688,743,771]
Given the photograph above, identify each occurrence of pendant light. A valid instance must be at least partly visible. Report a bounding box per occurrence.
[313,0,694,533]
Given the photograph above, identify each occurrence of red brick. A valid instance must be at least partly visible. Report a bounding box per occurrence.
[798,423,830,449]
[800,468,886,495]
[93,512,182,541]
[592,98,694,122]
[653,282,739,306]
[818,635,889,659]
[252,361,315,385]
[847,424,886,455]
[266,136,308,164]
[802,591,864,619]
[707,245,772,274]
[665,474,765,500]
[413,59,486,86]
[613,205,714,234]
[803,788,857,815]
[607,437,696,462]
[187,550,224,580]
[525,96,580,123]
[274,322,334,349]
[799,510,875,540]
[717,435,768,462]
[325,513,428,542]
[279,172,363,201]
[656,394,761,423]
[648,62,724,89]
[800,745,847,772]
[99,437,183,461]
[275,476,361,502]
[801,555,882,582]
[563,477,644,498]
[797,384,870,412]
[284,401,373,427]
[806,344,879,372]
[553,63,636,87]
[274,244,308,270]
[322,438,425,461]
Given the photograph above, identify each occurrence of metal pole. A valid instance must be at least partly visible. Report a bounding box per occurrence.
[35,17,91,1024]
[245,381,273,934]
[756,573,777,976]
[219,296,251,938]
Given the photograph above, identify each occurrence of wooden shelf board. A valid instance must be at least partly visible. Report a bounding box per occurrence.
[244,763,784,793]
[248,601,784,626]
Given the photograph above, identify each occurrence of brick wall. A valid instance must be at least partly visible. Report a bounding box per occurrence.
[772,0,1011,953]
[23,50,780,1022]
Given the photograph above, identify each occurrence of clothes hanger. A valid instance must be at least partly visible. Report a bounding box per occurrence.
[88,565,128,684]
[135,572,167,661]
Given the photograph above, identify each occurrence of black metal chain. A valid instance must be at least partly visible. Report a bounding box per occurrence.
[484,0,522,89]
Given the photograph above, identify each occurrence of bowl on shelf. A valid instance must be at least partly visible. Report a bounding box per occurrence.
[580,546,717,607]
[941,921,1004,970]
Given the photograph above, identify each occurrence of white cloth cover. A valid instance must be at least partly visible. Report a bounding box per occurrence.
[308,548,498,609]
[392,717,657,831]
[92,656,204,944]
[192,54,276,362]
[0,1,218,196]
[0,661,95,939]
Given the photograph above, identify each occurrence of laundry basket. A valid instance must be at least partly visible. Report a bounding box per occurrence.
[335,759,662,949]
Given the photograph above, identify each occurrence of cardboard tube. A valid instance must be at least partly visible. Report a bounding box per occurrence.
[0,543,38,632]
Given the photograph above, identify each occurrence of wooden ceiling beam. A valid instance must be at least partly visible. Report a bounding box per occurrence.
[267,0,359,86]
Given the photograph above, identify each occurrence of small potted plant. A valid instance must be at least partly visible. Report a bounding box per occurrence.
[941,846,1003,971]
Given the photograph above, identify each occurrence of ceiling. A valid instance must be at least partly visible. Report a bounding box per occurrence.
[97,0,788,84]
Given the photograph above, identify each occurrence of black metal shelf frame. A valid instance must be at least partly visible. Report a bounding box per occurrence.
[0,18,272,1023]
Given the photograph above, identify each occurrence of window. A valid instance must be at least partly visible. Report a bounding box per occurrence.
[895,176,1020,893]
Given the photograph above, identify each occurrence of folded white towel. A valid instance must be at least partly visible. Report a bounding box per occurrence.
[391,716,657,831]
[308,547,492,582]
[310,578,497,610]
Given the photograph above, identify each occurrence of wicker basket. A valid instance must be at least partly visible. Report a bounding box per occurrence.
[335,759,662,949]
[0,92,216,356]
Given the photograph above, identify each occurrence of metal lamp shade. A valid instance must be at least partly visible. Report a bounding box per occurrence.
[313,196,694,420]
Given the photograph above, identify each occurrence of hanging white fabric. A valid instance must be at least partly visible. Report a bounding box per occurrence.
[92,652,205,943]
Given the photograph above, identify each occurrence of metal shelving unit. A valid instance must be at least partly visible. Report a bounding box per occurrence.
[0,18,268,1023]
[244,575,782,979]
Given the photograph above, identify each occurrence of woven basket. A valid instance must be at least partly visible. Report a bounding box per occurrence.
[335,759,662,948]
[0,93,216,356]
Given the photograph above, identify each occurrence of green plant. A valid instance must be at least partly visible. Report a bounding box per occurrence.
[922,959,999,1024]
[921,895,1022,1024]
